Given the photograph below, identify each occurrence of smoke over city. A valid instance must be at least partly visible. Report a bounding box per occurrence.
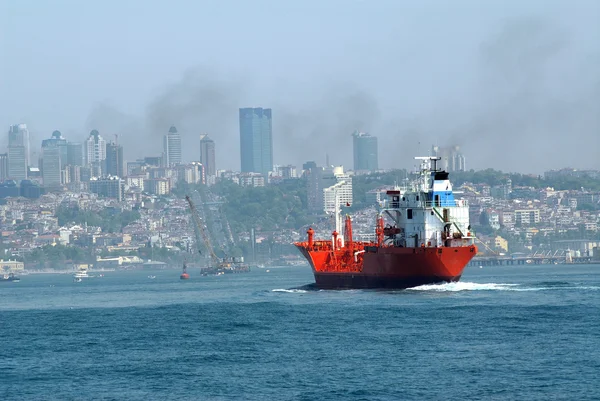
[84,68,247,164]
[2,1,599,173]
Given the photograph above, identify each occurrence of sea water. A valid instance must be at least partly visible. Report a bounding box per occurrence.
[1,264,599,400]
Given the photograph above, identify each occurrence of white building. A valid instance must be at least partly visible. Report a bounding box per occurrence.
[163,125,182,167]
[85,130,106,177]
[322,166,353,213]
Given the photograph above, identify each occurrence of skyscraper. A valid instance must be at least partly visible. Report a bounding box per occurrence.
[163,125,182,167]
[105,142,124,177]
[0,153,8,181]
[239,108,273,177]
[352,131,378,172]
[85,130,106,177]
[7,124,29,181]
[40,131,68,188]
[41,142,62,189]
[42,130,68,169]
[199,134,216,177]
[67,142,84,166]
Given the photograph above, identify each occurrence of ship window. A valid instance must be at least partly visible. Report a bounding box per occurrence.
[407,209,413,219]
[402,197,405,201]
[416,196,419,201]
[431,211,434,215]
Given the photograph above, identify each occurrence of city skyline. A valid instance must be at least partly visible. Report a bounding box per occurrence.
[4,120,600,192]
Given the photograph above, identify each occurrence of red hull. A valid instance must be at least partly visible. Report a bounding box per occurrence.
[295,244,477,289]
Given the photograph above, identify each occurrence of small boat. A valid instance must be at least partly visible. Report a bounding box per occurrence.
[148,275,156,279]
[73,265,89,280]
[1,273,20,282]
[180,261,190,280]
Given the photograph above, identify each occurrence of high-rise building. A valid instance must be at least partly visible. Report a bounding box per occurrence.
[89,176,125,201]
[431,145,465,172]
[352,131,378,172]
[85,130,107,177]
[0,153,8,181]
[42,131,68,169]
[239,108,273,177]
[163,125,182,167]
[7,124,29,181]
[273,165,298,179]
[306,165,353,213]
[67,142,84,166]
[41,142,62,189]
[144,156,162,167]
[105,142,124,177]
[322,166,353,214]
[199,134,216,177]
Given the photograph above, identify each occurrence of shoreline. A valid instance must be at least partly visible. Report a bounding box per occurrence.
[24,268,118,274]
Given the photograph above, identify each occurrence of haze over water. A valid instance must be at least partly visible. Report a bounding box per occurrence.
[2,265,599,400]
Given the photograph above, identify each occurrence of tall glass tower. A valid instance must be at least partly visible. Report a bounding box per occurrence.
[239,108,273,177]
[7,124,29,181]
[41,130,68,188]
[199,134,216,177]
[105,142,124,177]
[163,125,182,167]
[352,131,378,172]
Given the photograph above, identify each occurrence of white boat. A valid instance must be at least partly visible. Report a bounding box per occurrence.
[73,265,89,281]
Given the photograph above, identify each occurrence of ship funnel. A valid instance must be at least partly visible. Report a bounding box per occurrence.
[344,215,353,248]
[307,227,315,248]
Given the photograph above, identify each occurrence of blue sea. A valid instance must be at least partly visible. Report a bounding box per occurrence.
[1,264,599,401]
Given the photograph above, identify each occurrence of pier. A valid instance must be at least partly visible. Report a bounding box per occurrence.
[469,255,596,267]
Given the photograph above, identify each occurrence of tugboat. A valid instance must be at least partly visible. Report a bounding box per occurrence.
[180,261,190,280]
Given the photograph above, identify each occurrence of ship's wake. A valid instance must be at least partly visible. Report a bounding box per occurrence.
[408,281,600,292]
[408,282,519,292]
[271,283,320,293]
[271,288,309,293]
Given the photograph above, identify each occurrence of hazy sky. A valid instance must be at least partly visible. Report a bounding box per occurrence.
[1,0,598,173]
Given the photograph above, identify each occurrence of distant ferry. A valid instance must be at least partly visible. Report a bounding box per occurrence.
[1,273,20,283]
[73,265,89,282]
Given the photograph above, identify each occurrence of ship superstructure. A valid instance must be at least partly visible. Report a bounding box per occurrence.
[295,156,477,289]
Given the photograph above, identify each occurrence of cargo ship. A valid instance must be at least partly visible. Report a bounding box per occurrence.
[295,156,477,289]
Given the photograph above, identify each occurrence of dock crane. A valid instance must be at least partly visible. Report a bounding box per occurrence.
[185,195,223,267]
[185,194,249,274]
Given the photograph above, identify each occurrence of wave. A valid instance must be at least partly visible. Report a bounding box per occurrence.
[408,281,600,292]
[408,282,519,292]
[271,289,308,293]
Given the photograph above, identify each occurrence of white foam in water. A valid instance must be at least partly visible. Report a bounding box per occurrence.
[271,289,308,293]
[408,282,520,292]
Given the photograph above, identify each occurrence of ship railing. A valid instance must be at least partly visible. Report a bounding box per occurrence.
[380,199,469,209]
